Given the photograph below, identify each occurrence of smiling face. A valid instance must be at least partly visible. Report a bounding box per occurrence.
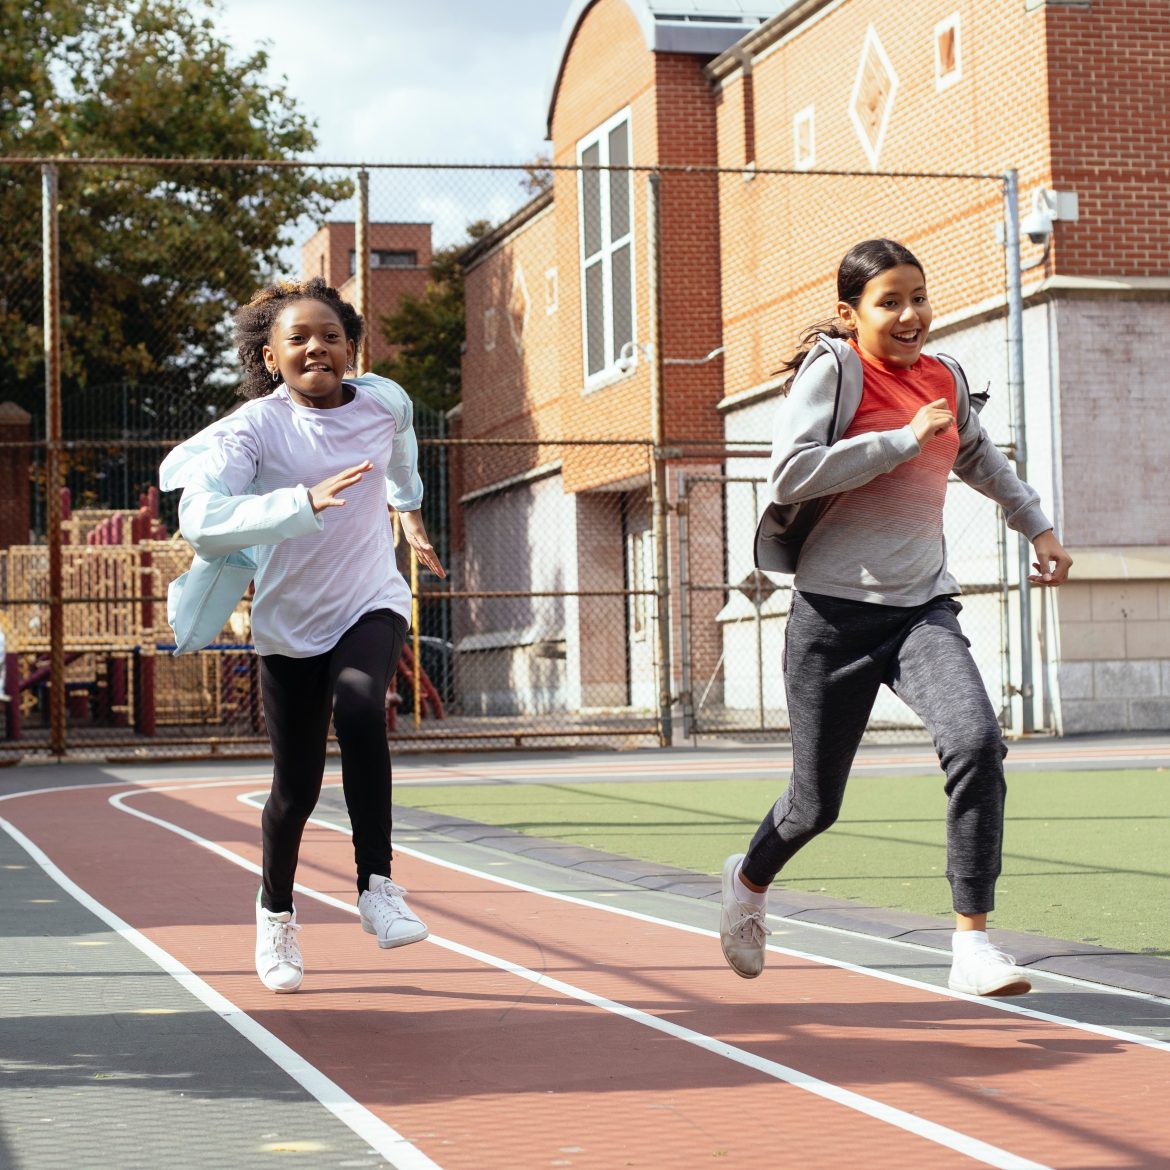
[837,263,932,368]
[263,299,356,408]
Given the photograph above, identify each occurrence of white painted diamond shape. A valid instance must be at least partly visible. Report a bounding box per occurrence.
[849,25,898,171]
[509,265,529,352]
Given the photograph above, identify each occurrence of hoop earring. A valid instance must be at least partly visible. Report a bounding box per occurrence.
[270,369,280,384]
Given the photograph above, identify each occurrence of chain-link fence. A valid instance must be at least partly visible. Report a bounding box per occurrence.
[678,463,1012,741]
[0,158,1036,760]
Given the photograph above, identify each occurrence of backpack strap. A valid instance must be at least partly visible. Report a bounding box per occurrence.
[934,352,988,429]
[825,341,844,441]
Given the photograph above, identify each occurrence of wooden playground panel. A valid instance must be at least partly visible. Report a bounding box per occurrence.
[1,512,444,746]
[1,533,258,741]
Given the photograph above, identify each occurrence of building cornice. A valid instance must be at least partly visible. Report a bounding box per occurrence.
[460,191,555,273]
[459,459,563,505]
[706,0,842,84]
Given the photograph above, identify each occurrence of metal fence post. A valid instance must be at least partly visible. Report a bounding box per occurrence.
[355,168,371,374]
[1003,168,1035,733]
[42,163,66,756]
[648,172,673,747]
[676,469,693,740]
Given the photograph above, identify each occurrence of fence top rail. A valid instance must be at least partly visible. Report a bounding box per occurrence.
[0,156,1006,182]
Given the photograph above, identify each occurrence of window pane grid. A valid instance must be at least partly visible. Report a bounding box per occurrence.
[578,115,635,383]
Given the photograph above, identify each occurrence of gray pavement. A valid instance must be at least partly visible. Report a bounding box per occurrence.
[0,823,391,1170]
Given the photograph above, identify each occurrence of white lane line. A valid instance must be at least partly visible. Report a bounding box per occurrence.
[389,825,1170,1051]
[108,786,1050,1170]
[109,776,1170,1044]
[383,815,1170,1053]
[0,815,442,1170]
[86,776,1170,1042]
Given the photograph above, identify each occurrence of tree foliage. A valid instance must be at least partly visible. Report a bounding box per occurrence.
[0,0,350,435]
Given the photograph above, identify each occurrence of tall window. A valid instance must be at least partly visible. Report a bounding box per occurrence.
[578,111,635,383]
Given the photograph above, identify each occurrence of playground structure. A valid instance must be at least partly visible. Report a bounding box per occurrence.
[0,488,444,745]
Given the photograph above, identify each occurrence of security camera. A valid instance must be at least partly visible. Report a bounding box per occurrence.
[1021,187,1080,245]
[1021,205,1054,245]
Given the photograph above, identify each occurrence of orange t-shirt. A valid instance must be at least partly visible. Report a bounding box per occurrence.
[841,342,959,527]
[797,342,960,602]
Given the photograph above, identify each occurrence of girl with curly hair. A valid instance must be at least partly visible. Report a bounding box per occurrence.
[161,276,444,993]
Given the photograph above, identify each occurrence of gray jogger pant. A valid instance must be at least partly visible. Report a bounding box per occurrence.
[740,590,1007,914]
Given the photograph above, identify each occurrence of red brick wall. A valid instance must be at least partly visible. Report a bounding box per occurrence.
[300,222,433,366]
[714,0,1051,396]
[551,0,658,493]
[1045,0,1170,276]
[460,204,562,494]
[654,52,724,448]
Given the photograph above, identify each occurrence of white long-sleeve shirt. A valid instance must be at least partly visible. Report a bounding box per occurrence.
[163,376,421,657]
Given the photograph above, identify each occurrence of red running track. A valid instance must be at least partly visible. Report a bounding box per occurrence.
[3,774,1169,1170]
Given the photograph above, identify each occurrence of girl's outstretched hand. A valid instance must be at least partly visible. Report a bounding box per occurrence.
[398,508,447,579]
[1029,529,1073,585]
[910,398,955,444]
[309,461,372,513]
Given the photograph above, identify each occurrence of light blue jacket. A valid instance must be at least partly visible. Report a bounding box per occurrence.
[158,374,423,654]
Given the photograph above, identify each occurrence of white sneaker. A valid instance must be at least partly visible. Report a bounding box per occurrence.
[719,854,770,979]
[949,941,1031,997]
[255,895,303,993]
[358,874,429,949]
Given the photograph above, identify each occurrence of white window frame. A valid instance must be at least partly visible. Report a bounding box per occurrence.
[626,528,652,642]
[577,108,637,390]
[793,105,816,170]
[934,14,962,92]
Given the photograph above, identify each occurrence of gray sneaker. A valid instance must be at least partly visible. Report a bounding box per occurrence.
[255,893,303,993]
[719,853,770,978]
[358,874,429,949]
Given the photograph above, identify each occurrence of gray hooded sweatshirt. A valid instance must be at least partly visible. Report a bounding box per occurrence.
[753,335,1051,606]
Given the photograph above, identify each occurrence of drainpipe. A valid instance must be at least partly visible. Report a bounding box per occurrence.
[1004,169,1035,734]
[648,173,673,747]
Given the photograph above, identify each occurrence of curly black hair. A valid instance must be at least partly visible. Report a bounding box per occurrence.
[232,276,365,399]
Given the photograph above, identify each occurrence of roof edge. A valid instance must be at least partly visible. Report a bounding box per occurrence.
[459,189,555,271]
[545,0,655,140]
[706,0,832,83]
[546,1,776,138]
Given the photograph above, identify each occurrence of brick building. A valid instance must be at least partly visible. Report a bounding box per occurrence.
[302,221,433,367]
[456,0,1170,734]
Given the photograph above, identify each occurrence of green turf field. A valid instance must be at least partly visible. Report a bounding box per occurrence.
[395,769,1169,955]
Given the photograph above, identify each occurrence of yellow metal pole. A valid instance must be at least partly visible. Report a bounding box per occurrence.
[410,548,421,728]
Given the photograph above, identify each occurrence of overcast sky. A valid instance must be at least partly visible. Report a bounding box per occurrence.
[219,0,566,163]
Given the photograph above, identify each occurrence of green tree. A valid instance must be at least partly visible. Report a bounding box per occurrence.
[376,221,493,416]
[520,151,553,197]
[0,0,350,437]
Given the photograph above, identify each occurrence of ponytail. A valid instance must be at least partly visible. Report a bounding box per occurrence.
[776,320,854,394]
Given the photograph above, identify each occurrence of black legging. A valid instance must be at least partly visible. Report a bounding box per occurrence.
[258,608,407,912]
